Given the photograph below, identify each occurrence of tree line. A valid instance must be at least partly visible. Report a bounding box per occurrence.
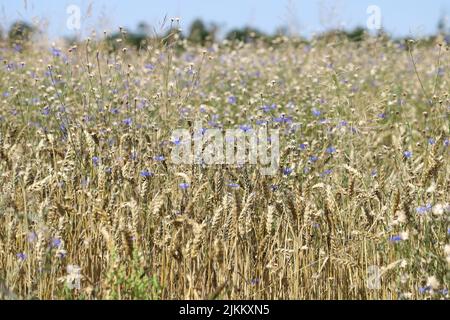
[2,17,450,50]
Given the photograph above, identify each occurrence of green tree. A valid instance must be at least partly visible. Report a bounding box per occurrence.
[188,19,211,45]
[225,26,267,43]
[8,21,34,44]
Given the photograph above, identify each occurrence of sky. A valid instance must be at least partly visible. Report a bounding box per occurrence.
[0,0,449,39]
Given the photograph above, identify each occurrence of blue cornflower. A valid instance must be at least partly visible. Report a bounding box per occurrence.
[57,251,67,259]
[92,156,99,166]
[239,124,252,133]
[320,169,333,177]
[326,146,336,154]
[371,169,378,177]
[419,286,431,294]
[378,113,386,119]
[283,168,293,176]
[389,235,403,243]
[261,104,277,113]
[228,96,237,105]
[312,108,321,117]
[270,184,279,192]
[51,238,62,248]
[299,143,308,150]
[444,139,449,147]
[41,106,50,116]
[28,231,37,243]
[403,151,413,159]
[140,170,153,178]
[83,115,92,123]
[17,253,27,261]
[250,279,260,286]
[273,115,293,123]
[3,91,10,97]
[416,204,432,214]
[428,138,436,145]
[179,183,190,190]
[309,156,319,163]
[261,105,269,112]
[51,48,62,57]
[227,183,240,189]
[255,119,268,126]
[173,137,183,145]
[123,118,132,126]
[154,155,165,162]
[145,63,155,71]
[60,123,67,134]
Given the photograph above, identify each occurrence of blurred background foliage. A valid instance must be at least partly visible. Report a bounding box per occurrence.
[2,16,450,51]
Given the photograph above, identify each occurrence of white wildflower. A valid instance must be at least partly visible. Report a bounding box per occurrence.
[426,276,440,290]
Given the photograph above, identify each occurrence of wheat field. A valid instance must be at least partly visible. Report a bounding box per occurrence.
[0,31,449,300]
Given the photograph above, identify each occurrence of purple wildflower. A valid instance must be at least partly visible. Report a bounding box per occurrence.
[28,231,37,243]
[145,63,155,71]
[51,48,62,57]
[228,96,237,105]
[17,253,27,261]
[312,108,321,117]
[239,124,252,133]
[389,235,402,243]
[123,118,132,126]
[179,183,190,190]
[140,170,153,178]
[40,106,49,116]
[403,151,412,159]
[51,238,62,248]
[416,204,432,214]
[320,169,333,177]
[326,146,336,154]
[419,286,431,294]
[309,156,319,163]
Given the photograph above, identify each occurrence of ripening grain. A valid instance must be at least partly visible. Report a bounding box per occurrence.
[0,31,449,300]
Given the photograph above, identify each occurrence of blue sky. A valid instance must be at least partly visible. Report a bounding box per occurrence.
[0,0,449,39]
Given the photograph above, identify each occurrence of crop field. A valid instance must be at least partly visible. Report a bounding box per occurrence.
[0,29,449,300]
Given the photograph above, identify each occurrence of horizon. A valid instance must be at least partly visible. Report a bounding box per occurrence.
[0,0,449,40]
